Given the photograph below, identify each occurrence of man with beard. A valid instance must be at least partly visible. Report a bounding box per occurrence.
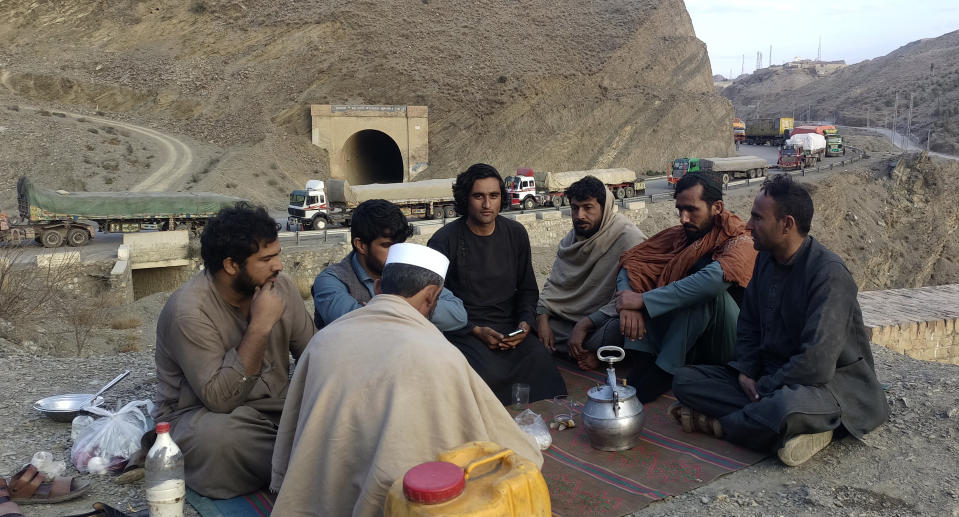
[152,203,316,498]
[271,243,543,516]
[535,176,646,367]
[311,199,466,331]
[428,163,567,404]
[596,173,757,402]
[670,174,888,466]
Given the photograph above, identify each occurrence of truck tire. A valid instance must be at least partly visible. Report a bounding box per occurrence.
[311,215,327,231]
[444,206,457,218]
[747,169,755,179]
[625,186,635,198]
[66,228,90,247]
[614,187,626,200]
[721,173,730,186]
[551,196,563,208]
[523,197,536,210]
[41,229,64,248]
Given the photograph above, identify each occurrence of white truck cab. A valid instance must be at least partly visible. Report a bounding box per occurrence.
[287,179,330,230]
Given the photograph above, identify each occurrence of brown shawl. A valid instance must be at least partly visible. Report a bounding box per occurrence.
[619,210,756,293]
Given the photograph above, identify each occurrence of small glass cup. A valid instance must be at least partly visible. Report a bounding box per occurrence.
[511,383,531,410]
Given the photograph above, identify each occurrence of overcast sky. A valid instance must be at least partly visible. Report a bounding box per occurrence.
[685,1,959,79]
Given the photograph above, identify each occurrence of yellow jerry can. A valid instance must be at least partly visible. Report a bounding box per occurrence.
[384,441,551,516]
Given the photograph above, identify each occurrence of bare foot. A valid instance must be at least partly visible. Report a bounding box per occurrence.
[577,354,600,371]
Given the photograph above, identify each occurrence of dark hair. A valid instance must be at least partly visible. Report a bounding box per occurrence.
[380,263,444,297]
[452,163,508,216]
[760,174,814,235]
[674,173,723,205]
[565,175,607,207]
[201,202,280,274]
[350,199,413,251]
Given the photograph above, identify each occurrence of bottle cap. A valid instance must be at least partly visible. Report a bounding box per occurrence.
[402,461,465,504]
[156,422,171,434]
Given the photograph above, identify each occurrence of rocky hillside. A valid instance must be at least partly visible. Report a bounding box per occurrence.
[723,29,959,154]
[0,0,733,208]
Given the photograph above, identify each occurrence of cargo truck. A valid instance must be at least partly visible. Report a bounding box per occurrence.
[778,133,826,170]
[744,117,795,146]
[1,177,245,247]
[668,156,768,187]
[733,118,746,143]
[286,178,457,229]
[825,134,845,157]
[505,168,646,209]
[790,124,838,137]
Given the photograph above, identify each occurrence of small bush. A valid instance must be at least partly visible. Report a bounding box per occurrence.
[85,144,95,151]
[267,178,278,187]
[38,109,51,116]
[104,177,114,185]
[116,335,141,354]
[77,117,87,123]
[110,317,142,330]
[6,105,18,111]
[101,159,119,171]
[270,162,278,170]
[102,126,116,135]
[82,156,93,165]
[87,128,99,134]
[95,110,105,116]
[107,137,121,145]
[189,0,207,14]
[52,112,66,118]
[225,182,237,189]
[125,142,134,154]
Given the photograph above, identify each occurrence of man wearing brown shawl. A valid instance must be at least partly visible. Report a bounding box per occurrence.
[605,173,757,402]
[536,176,646,366]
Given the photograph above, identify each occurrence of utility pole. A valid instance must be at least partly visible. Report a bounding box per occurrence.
[756,51,762,71]
[866,107,870,128]
[769,45,772,66]
[742,54,745,76]
[927,129,931,152]
[893,91,899,147]
[907,92,914,148]
[817,36,822,61]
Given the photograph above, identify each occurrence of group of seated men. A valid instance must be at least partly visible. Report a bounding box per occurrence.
[149,163,889,515]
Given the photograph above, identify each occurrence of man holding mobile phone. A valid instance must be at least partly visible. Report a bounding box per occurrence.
[428,164,566,405]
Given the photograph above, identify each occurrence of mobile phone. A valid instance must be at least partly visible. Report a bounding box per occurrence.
[506,328,525,337]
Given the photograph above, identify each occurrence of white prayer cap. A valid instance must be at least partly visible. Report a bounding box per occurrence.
[385,243,449,279]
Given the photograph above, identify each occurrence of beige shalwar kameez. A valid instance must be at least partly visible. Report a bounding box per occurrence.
[270,294,543,517]
[154,271,315,499]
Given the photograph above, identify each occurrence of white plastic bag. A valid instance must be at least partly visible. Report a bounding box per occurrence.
[514,409,552,450]
[71,400,154,473]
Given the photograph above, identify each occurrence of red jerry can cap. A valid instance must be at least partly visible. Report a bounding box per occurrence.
[402,461,466,504]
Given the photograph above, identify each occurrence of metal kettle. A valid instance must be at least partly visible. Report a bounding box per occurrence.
[581,346,646,451]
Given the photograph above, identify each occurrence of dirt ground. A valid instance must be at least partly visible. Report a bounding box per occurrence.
[2,147,959,516]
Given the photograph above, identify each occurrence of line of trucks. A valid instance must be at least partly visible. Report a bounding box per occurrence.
[286,168,648,230]
[1,177,244,247]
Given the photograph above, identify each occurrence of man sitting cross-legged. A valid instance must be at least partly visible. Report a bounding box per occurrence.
[583,173,757,402]
[271,243,542,516]
[535,175,646,366]
[671,174,889,466]
[153,203,316,498]
[311,198,466,331]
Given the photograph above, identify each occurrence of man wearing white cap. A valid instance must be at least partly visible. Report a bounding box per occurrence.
[271,243,543,517]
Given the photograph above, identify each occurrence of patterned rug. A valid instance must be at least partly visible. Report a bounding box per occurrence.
[186,488,275,517]
[187,366,766,516]
[537,365,767,516]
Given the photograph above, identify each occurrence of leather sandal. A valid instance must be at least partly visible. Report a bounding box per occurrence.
[8,464,91,504]
[64,502,149,517]
[0,478,24,517]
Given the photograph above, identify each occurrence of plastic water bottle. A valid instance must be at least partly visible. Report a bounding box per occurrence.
[145,422,185,517]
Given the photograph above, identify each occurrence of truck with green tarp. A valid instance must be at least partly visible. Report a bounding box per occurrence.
[1,177,246,247]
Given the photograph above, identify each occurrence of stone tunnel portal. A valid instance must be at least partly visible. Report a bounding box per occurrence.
[340,129,404,185]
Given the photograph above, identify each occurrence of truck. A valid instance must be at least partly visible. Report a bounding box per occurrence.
[825,134,845,157]
[743,117,795,146]
[1,177,245,247]
[778,133,826,170]
[505,168,646,209]
[732,118,746,143]
[789,124,838,137]
[668,156,769,187]
[286,178,457,229]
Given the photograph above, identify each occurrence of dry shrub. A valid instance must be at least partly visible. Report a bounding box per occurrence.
[110,317,142,330]
[116,334,141,353]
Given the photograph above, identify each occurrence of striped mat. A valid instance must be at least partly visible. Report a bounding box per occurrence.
[187,366,765,516]
[540,365,767,516]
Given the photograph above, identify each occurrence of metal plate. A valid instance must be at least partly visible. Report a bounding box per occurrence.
[33,394,105,422]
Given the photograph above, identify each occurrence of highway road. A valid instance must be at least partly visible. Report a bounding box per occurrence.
[6,143,864,264]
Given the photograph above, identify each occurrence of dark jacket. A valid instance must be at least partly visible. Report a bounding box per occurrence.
[730,237,889,438]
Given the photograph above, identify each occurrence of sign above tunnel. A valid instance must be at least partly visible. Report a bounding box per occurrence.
[311,104,429,184]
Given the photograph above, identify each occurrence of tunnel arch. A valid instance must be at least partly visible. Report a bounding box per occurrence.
[340,129,404,185]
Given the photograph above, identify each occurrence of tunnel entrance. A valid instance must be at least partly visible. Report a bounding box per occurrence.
[340,129,404,184]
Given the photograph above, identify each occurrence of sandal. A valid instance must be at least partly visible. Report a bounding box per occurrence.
[8,464,91,505]
[64,502,148,517]
[667,402,723,438]
[0,478,24,517]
